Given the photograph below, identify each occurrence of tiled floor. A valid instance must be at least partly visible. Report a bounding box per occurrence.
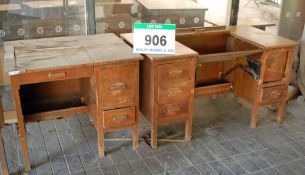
[2,94,305,175]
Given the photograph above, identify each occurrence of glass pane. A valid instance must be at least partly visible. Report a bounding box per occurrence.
[94,0,210,36]
[197,0,228,27]
[238,0,281,34]
[95,0,135,35]
[0,0,87,42]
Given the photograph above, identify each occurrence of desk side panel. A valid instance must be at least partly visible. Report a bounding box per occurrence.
[140,57,153,122]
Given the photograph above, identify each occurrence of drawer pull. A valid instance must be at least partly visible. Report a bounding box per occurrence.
[168,88,183,96]
[167,106,181,113]
[112,115,128,121]
[268,64,281,69]
[110,83,126,91]
[169,69,183,75]
[48,72,66,78]
[270,91,282,99]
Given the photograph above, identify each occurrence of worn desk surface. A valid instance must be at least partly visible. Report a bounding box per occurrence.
[4,33,142,74]
[229,26,298,49]
[136,0,207,10]
[120,33,198,60]
[0,4,21,11]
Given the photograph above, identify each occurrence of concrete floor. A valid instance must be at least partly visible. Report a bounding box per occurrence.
[1,93,305,175]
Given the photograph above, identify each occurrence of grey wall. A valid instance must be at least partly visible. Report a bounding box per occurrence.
[298,25,305,96]
[278,0,305,41]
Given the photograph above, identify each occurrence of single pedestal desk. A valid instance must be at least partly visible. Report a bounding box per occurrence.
[4,33,143,171]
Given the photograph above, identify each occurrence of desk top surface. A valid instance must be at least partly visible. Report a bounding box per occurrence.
[120,33,198,60]
[229,26,298,49]
[0,4,21,11]
[4,33,143,74]
[136,0,208,10]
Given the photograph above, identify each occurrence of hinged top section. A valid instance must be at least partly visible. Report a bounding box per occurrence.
[229,26,298,49]
[136,0,208,10]
[120,33,198,60]
[4,33,143,74]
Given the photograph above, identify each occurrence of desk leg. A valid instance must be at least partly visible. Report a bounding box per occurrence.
[250,89,262,128]
[10,76,31,171]
[133,125,139,150]
[0,133,9,175]
[250,104,259,128]
[98,123,105,157]
[276,88,288,123]
[151,120,158,149]
[0,102,9,175]
[95,67,105,157]
[185,120,192,142]
[133,63,139,150]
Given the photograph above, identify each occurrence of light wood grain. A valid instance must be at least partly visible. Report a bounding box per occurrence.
[230,26,298,49]
[4,33,143,75]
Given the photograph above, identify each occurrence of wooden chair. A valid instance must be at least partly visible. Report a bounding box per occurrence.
[0,97,9,175]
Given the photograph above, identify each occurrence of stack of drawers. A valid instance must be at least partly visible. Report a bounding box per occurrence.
[94,62,140,156]
[99,63,139,133]
[157,61,194,123]
[121,33,198,148]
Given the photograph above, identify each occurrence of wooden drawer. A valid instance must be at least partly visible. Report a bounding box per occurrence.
[264,51,288,82]
[158,102,189,122]
[101,63,135,110]
[18,66,94,85]
[158,61,193,86]
[260,85,287,105]
[103,107,136,129]
[158,86,192,103]
[157,61,193,103]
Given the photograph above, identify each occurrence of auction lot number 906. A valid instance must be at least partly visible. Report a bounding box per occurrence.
[145,35,167,46]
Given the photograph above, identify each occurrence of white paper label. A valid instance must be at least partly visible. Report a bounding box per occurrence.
[133,23,176,55]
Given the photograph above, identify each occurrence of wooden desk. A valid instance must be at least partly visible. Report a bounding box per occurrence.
[136,0,208,28]
[121,33,198,148]
[4,33,143,171]
[176,26,298,128]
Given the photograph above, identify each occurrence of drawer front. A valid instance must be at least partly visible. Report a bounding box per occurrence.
[158,61,193,86]
[102,64,135,110]
[18,66,94,85]
[158,102,189,122]
[158,86,192,103]
[264,51,288,82]
[103,107,136,129]
[261,86,287,105]
[157,61,193,103]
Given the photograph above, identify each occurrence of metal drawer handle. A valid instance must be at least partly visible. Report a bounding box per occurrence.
[48,72,66,78]
[112,115,128,121]
[169,69,183,75]
[110,83,126,91]
[167,106,181,113]
[270,91,282,99]
[168,88,183,96]
[268,64,281,69]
